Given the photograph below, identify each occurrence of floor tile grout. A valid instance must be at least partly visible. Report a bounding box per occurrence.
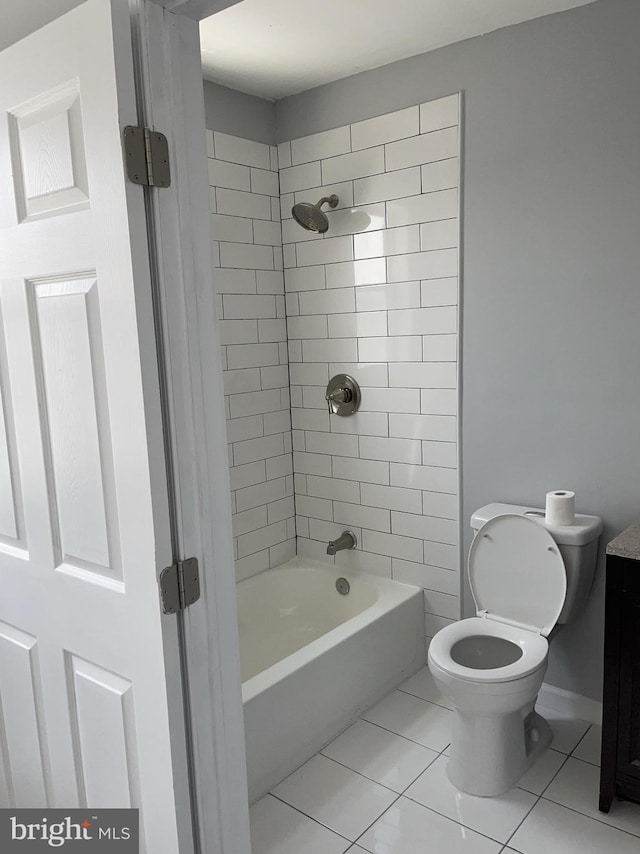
[395,684,452,710]
[350,791,404,849]
[538,795,640,840]
[317,751,399,794]
[274,741,593,846]
[318,745,440,795]
[539,751,571,797]
[355,706,599,850]
[500,748,571,850]
[359,711,452,751]
[346,738,521,850]
[347,740,454,849]
[500,729,640,848]
[266,703,449,847]
[279,736,454,846]
[254,670,639,854]
[568,724,601,766]
[267,791,354,845]
[571,723,592,750]
[322,713,449,753]
[269,738,442,847]
[399,792,521,847]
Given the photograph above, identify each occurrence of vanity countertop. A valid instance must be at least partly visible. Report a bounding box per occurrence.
[606,520,640,561]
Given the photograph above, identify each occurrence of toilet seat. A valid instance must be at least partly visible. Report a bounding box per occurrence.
[469,513,567,636]
[428,617,548,684]
[429,513,566,685]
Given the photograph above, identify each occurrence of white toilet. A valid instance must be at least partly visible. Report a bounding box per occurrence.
[428,502,602,797]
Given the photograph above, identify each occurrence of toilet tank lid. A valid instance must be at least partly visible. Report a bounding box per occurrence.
[470,503,603,546]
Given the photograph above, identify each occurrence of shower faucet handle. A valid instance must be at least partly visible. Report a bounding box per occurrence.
[326,386,351,410]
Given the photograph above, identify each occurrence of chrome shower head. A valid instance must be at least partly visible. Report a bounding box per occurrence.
[291,194,339,233]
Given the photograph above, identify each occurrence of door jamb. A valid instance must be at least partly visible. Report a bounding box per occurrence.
[132,2,251,853]
[151,0,243,18]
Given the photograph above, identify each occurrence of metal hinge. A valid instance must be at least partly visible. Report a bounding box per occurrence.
[123,126,171,187]
[159,558,200,614]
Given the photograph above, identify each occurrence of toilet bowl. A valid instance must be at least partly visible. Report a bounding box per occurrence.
[429,617,551,795]
[428,505,602,797]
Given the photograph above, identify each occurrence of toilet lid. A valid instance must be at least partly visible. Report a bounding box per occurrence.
[468,514,567,636]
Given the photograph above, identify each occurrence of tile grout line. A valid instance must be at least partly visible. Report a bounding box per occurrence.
[537,793,640,840]
[280,692,612,850]
[318,751,403,795]
[400,727,617,851]
[399,791,525,849]
[319,736,444,794]
[394,685,452,710]
[493,718,603,850]
[349,792,405,852]
[570,722,596,759]
[500,747,573,850]
[267,791,353,846]
[394,745,545,849]
[267,706,453,846]
[347,736,515,850]
[258,680,620,852]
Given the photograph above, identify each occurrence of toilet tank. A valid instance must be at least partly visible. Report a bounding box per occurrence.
[470,503,603,625]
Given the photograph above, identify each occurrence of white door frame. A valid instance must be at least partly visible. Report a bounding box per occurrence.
[0,1,209,850]
[133,2,251,853]
[156,0,243,16]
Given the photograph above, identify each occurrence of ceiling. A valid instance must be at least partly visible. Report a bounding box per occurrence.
[0,0,85,52]
[1,1,597,101]
[200,0,598,100]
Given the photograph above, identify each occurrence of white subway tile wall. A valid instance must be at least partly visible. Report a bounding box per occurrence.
[208,130,295,581]
[207,93,461,630]
[282,93,462,635]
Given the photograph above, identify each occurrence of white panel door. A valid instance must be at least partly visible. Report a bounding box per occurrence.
[0,2,191,851]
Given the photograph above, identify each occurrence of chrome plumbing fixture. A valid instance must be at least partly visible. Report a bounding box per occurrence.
[291,194,339,233]
[335,577,351,595]
[326,530,357,555]
[325,374,361,416]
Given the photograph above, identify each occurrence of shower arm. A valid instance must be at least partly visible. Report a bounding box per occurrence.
[316,195,338,209]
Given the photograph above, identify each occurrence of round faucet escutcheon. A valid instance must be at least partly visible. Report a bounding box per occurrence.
[325,375,361,416]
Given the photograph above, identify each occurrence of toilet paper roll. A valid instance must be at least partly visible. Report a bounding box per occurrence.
[545,490,576,526]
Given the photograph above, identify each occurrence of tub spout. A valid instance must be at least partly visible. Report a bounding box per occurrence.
[327,530,357,555]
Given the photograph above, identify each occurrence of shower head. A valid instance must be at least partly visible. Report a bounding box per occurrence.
[291,194,339,233]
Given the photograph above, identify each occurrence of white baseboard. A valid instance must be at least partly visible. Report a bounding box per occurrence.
[539,682,602,725]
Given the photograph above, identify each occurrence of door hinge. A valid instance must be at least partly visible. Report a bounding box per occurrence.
[159,558,200,614]
[123,126,171,188]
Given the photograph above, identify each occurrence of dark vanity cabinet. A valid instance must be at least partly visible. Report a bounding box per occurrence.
[599,524,640,813]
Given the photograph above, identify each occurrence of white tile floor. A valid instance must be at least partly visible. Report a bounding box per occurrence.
[249,666,640,854]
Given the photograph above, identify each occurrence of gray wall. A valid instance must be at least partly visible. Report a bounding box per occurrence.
[203,79,276,144]
[276,0,640,702]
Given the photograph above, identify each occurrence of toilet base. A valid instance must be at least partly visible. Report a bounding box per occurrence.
[446,707,552,797]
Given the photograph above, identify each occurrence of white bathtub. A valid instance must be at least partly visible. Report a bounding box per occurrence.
[237,558,425,802]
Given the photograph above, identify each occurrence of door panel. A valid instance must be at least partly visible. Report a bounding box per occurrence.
[0,2,190,850]
[0,623,50,807]
[8,79,90,222]
[66,655,138,808]
[0,381,18,541]
[31,274,119,580]
[0,318,23,550]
